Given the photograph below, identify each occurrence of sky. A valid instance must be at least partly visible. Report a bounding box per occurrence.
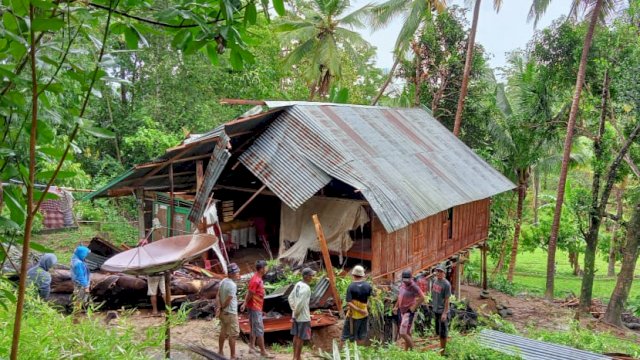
[351,0,570,75]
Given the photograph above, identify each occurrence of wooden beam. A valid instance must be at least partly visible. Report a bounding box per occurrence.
[135,188,145,240]
[120,171,196,186]
[196,160,204,192]
[164,271,172,358]
[214,185,278,197]
[481,243,488,291]
[169,164,175,237]
[231,184,266,220]
[132,147,192,188]
[219,98,266,106]
[312,214,345,319]
[135,153,212,169]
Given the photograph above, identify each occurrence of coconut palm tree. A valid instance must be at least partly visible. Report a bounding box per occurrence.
[277,0,373,99]
[369,0,447,105]
[530,0,618,301]
[452,0,502,136]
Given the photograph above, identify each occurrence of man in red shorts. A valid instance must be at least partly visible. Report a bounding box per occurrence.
[241,260,274,358]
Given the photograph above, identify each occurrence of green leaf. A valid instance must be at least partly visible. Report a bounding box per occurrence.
[184,39,206,55]
[272,0,285,16]
[4,186,25,226]
[171,29,192,51]
[33,190,60,202]
[82,126,115,139]
[0,148,16,157]
[245,2,257,25]
[28,241,54,253]
[36,170,76,180]
[205,44,219,65]
[0,216,21,232]
[229,48,243,71]
[32,18,64,32]
[124,26,139,49]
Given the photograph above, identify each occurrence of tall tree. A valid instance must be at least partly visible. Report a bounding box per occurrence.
[530,0,609,300]
[452,0,502,136]
[277,0,373,99]
[369,0,447,105]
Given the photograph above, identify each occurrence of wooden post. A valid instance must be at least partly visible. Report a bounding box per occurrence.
[136,188,145,240]
[481,244,488,291]
[312,214,344,318]
[164,271,172,358]
[196,160,204,192]
[456,260,461,299]
[169,164,175,237]
[231,184,266,220]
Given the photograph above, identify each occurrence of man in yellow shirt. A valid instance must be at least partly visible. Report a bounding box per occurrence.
[341,265,373,346]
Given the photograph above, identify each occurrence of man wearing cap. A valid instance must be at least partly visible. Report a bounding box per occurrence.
[288,267,315,360]
[241,260,274,358]
[393,269,425,350]
[341,265,372,346]
[217,262,241,360]
[431,264,451,355]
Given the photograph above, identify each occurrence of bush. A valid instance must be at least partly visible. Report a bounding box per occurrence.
[0,286,162,359]
[74,198,138,246]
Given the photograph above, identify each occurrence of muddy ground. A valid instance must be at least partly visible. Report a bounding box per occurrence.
[105,284,639,359]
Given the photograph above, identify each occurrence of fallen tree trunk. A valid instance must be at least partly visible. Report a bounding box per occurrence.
[49,269,220,309]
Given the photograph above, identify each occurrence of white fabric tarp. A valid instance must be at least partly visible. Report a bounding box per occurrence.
[278,197,369,265]
[196,202,228,274]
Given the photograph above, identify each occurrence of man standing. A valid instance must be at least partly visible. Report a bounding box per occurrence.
[70,245,91,311]
[393,269,424,350]
[217,262,241,360]
[431,264,451,355]
[138,238,166,316]
[341,265,372,346]
[26,253,57,300]
[288,267,315,360]
[241,260,274,358]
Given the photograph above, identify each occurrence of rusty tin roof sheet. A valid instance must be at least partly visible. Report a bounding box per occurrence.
[241,105,515,232]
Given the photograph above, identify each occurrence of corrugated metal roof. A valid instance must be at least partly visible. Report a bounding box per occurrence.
[242,105,515,232]
[478,329,612,360]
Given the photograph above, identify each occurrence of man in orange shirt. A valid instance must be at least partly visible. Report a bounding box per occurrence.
[241,260,274,358]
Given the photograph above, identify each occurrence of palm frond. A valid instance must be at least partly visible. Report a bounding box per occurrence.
[527,0,552,26]
[283,38,318,67]
[369,0,410,30]
[340,3,375,29]
[394,0,428,53]
[493,0,503,12]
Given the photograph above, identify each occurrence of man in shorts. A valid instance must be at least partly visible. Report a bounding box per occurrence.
[393,269,424,350]
[341,265,372,346]
[147,275,166,315]
[288,267,315,360]
[217,262,241,360]
[241,260,274,358]
[431,264,451,355]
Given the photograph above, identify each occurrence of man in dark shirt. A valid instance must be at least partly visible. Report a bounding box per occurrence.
[341,265,372,346]
[431,264,451,355]
[393,270,424,350]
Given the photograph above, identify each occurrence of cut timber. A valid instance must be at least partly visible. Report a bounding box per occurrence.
[312,214,344,318]
[231,184,266,220]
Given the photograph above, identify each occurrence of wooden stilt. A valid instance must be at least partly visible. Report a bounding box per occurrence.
[312,214,345,318]
[481,244,488,291]
[164,271,172,358]
[169,164,175,237]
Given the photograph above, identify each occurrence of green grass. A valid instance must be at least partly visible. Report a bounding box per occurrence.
[470,248,640,301]
[0,287,162,359]
[32,224,139,264]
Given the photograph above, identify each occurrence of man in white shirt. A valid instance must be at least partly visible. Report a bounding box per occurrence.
[217,263,241,359]
[288,267,315,360]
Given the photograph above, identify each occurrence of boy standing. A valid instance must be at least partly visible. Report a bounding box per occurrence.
[431,264,451,355]
[217,263,241,360]
[288,267,315,360]
[241,260,274,358]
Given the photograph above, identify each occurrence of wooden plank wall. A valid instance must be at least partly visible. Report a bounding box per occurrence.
[371,198,490,281]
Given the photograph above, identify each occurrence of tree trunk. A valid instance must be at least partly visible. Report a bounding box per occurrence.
[10,6,39,359]
[492,237,507,277]
[533,171,540,225]
[545,0,604,300]
[579,69,610,313]
[507,169,528,282]
[452,0,481,137]
[608,186,624,277]
[371,58,400,106]
[413,53,422,107]
[569,252,581,276]
[604,203,640,327]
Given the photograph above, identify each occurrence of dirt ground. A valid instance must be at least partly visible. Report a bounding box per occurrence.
[107,284,639,359]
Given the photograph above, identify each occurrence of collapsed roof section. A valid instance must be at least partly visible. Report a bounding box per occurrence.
[85,102,515,233]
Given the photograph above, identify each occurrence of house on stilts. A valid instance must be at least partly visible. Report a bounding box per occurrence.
[85,101,515,283]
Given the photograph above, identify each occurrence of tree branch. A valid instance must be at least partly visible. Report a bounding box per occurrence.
[88,2,226,28]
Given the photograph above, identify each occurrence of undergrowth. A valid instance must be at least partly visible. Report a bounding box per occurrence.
[0,287,162,359]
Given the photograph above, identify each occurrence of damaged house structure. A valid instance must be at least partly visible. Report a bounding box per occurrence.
[85,102,515,281]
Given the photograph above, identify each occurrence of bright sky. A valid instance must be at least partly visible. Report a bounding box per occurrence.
[351,0,570,74]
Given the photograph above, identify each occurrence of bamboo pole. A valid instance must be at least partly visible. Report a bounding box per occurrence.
[481,244,488,291]
[231,184,266,220]
[312,214,344,318]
